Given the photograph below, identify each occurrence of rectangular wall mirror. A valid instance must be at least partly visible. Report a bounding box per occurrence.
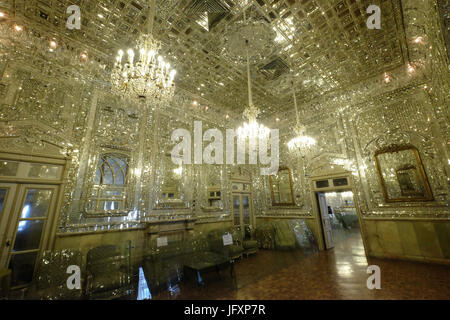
[374,145,433,202]
[269,166,295,206]
[207,188,222,209]
[201,166,223,211]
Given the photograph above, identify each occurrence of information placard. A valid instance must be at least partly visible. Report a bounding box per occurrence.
[157,236,168,247]
[222,233,233,246]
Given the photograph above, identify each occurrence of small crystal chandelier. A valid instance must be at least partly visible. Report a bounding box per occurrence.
[287,130,316,151]
[111,0,176,102]
[173,166,183,177]
[237,100,270,139]
[237,11,270,139]
[287,81,316,155]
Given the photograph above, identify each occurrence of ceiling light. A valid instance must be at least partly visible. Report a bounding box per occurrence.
[288,133,316,151]
[98,14,104,19]
[274,29,286,43]
[383,72,391,83]
[14,25,23,32]
[111,1,176,103]
[288,80,316,156]
[80,52,88,61]
[0,12,5,18]
[173,166,183,176]
[49,40,57,49]
[407,63,415,73]
[237,11,271,140]
[413,36,424,44]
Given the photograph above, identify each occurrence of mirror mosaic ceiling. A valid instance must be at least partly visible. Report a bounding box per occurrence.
[4,0,407,122]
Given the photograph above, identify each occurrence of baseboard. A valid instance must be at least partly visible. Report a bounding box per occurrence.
[368,252,450,266]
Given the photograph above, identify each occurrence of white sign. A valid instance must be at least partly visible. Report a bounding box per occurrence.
[66,265,81,290]
[171,121,280,176]
[157,237,168,247]
[222,233,233,246]
[366,5,381,30]
[66,5,81,30]
[367,265,381,289]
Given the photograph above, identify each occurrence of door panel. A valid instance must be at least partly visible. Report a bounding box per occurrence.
[242,195,250,226]
[0,184,18,259]
[1,184,58,288]
[13,220,46,252]
[8,252,38,288]
[318,193,334,249]
[232,195,241,227]
[19,189,53,218]
[231,193,253,236]
[0,188,8,216]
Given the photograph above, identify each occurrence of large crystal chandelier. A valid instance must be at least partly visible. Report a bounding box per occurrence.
[237,12,270,139]
[111,0,176,102]
[287,81,316,155]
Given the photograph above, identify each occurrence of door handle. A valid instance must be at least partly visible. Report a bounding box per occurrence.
[5,240,11,247]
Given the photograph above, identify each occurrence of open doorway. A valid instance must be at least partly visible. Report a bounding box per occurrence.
[316,191,362,249]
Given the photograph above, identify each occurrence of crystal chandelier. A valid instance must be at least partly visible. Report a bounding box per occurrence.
[287,130,316,151]
[237,12,270,139]
[173,166,183,177]
[287,81,316,155]
[111,0,176,102]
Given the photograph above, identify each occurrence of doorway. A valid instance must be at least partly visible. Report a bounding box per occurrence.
[0,156,65,291]
[0,183,59,289]
[316,190,362,250]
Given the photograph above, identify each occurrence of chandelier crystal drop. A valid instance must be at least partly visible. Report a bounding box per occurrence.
[111,1,176,103]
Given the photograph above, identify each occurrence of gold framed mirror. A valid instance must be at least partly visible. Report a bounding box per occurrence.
[374,145,433,202]
[269,166,295,206]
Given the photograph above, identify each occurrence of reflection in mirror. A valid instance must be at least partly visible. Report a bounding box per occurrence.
[269,167,295,206]
[86,153,129,216]
[204,166,223,210]
[374,145,433,202]
[160,154,183,204]
[207,187,222,209]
